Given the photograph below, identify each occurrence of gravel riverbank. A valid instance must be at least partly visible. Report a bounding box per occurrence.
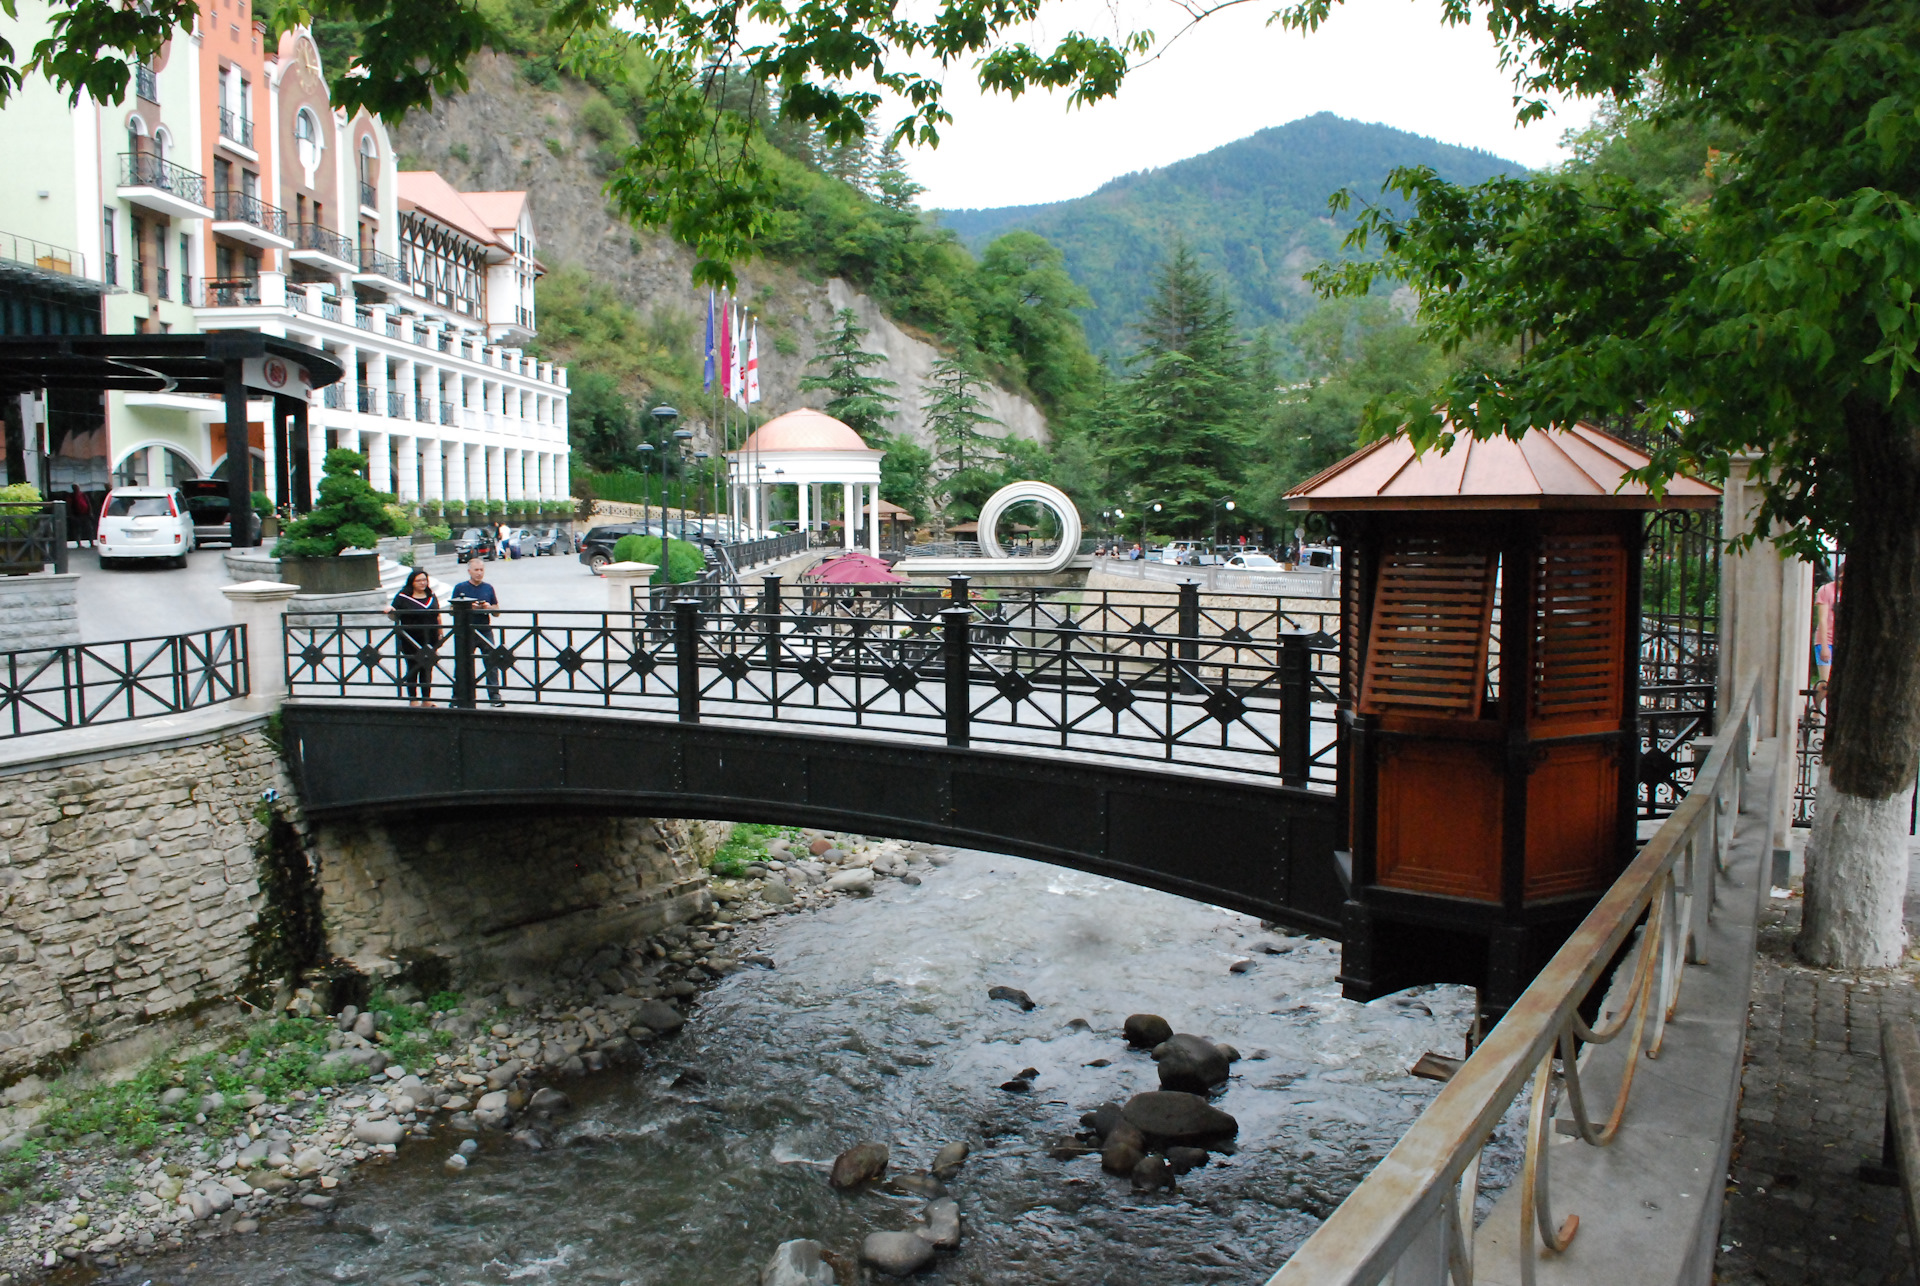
[0,827,926,1283]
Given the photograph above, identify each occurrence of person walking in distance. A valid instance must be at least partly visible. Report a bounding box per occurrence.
[450,558,505,706]
[1813,556,1843,710]
[384,568,443,706]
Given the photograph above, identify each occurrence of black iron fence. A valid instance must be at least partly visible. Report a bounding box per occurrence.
[1638,507,1722,818]
[0,627,248,739]
[0,501,69,574]
[284,584,1342,787]
[718,532,810,570]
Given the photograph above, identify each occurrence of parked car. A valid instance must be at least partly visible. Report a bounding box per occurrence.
[1225,552,1283,569]
[533,526,570,556]
[1299,545,1342,572]
[577,523,645,573]
[496,527,533,559]
[177,479,260,548]
[96,486,196,568]
[454,527,494,562]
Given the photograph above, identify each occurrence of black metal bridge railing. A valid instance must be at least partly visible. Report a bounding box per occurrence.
[283,585,1342,788]
[0,627,249,739]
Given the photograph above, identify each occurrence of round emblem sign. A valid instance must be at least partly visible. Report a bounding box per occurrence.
[263,358,289,389]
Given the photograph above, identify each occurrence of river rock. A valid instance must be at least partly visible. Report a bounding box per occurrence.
[199,1182,234,1213]
[1132,1153,1175,1192]
[183,1190,213,1220]
[1101,1119,1146,1175]
[351,1012,377,1039]
[355,1117,407,1146]
[1215,1043,1241,1063]
[1152,1034,1231,1092]
[809,838,833,856]
[861,1231,935,1276]
[931,1140,970,1179]
[600,1037,640,1064]
[917,1197,962,1249]
[528,1087,572,1115]
[827,868,875,895]
[1124,1014,1174,1048]
[892,1171,948,1199]
[485,1058,527,1090]
[988,985,1036,1011]
[1166,1146,1210,1174]
[1080,1103,1124,1140]
[445,1153,468,1171]
[760,880,795,905]
[635,1000,687,1033]
[761,1238,836,1286]
[829,1141,890,1189]
[159,1087,189,1108]
[200,1091,226,1114]
[1121,1092,1239,1147]
[291,1147,327,1176]
[335,1004,360,1031]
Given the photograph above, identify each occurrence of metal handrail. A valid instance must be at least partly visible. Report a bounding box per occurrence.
[119,152,206,206]
[1,625,247,739]
[356,248,407,284]
[213,190,286,237]
[202,277,259,307]
[292,222,355,262]
[135,64,158,102]
[1267,670,1761,1286]
[218,106,254,148]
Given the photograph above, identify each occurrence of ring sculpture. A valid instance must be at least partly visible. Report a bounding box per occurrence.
[894,480,1084,575]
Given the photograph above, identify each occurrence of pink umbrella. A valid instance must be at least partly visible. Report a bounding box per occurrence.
[805,552,906,584]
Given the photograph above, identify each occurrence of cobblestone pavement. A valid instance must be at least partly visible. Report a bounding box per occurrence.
[1715,850,1920,1286]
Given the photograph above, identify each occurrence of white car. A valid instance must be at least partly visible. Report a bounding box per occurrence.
[1225,553,1283,569]
[97,487,196,568]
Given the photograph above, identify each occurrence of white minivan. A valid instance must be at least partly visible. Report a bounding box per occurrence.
[97,487,196,568]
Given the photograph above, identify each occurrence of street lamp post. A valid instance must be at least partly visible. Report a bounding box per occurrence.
[694,451,711,538]
[636,442,656,535]
[649,405,680,539]
[1212,498,1235,562]
[671,427,694,539]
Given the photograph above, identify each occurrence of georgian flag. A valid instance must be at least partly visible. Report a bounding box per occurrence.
[746,321,760,404]
[733,307,749,408]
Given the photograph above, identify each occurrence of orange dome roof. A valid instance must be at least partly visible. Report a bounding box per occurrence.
[737,408,872,453]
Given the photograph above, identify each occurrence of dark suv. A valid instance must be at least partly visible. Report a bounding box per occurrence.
[577,523,645,573]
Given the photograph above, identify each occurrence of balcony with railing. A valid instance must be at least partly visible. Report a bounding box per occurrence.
[218,107,254,150]
[387,392,407,419]
[357,387,375,414]
[134,65,158,103]
[415,394,434,421]
[202,277,260,308]
[118,152,212,220]
[352,247,408,291]
[156,266,168,299]
[440,400,456,425]
[0,231,89,283]
[289,222,357,271]
[359,180,377,210]
[211,190,291,249]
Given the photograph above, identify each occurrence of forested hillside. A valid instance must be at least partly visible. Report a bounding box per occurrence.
[938,114,1527,353]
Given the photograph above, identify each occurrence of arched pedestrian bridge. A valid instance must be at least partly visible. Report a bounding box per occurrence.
[279,581,1355,933]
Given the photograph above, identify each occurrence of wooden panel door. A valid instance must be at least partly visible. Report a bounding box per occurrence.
[1523,741,1620,899]
[1375,740,1504,902]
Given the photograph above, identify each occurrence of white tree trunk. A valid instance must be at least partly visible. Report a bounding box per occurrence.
[1799,767,1913,967]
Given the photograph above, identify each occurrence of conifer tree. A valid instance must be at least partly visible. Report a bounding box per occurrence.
[799,308,898,443]
[1102,244,1256,532]
[921,341,1002,535]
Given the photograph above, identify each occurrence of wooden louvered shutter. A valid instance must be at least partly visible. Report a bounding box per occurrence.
[1358,538,1498,718]
[1531,533,1627,726]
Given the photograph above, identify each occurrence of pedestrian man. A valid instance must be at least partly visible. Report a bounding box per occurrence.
[450,558,506,706]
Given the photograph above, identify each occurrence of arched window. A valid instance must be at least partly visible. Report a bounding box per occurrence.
[294,107,322,172]
[152,126,171,163]
[357,134,377,207]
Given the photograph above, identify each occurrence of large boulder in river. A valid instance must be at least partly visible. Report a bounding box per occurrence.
[634,1001,686,1034]
[862,1230,935,1276]
[1123,1014,1173,1048]
[761,1239,835,1286]
[830,1141,890,1189]
[1122,1092,1238,1148]
[1152,1034,1231,1092]
[1100,1119,1146,1175]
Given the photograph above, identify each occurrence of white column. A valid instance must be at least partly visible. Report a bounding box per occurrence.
[487,446,505,502]
[797,481,810,536]
[841,482,854,550]
[868,483,880,557]
[505,448,523,500]
[366,431,390,492]
[467,444,485,506]
[221,581,302,712]
[395,435,420,501]
[422,437,444,502]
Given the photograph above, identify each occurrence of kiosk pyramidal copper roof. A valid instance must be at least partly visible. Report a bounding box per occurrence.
[1287,421,1720,510]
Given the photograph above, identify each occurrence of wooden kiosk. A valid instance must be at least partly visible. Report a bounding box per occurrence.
[1286,423,1718,1017]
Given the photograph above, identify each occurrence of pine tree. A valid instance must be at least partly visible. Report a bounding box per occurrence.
[921,340,1002,535]
[799,308,898,443]
[1102,244,1257,533]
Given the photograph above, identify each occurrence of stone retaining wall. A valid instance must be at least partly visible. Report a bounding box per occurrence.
[0,572,80,652]
[0,716,715,1088]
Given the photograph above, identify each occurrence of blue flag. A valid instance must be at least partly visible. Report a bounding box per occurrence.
[702,292,715,392]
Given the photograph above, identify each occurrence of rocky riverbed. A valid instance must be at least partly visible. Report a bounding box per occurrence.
[2,831,1492,1284]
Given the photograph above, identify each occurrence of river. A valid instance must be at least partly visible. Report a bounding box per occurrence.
[89,845,1477,1285]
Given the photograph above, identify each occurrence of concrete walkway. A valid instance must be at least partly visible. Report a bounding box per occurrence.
[1715,839,1920,1285]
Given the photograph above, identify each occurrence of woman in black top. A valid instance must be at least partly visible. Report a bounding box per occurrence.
[385,569,443,705]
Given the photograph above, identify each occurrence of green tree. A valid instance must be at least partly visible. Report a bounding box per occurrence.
[798,308,898,443]
[1289,1,1920,968]
[273,450,407,558]
[874,432,933,524]
[920,342,1002,532]
[568,370,634,472]
[970,231,1099,412]
[1099,244,1256,532]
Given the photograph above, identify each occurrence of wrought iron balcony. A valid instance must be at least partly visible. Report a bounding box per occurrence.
[219,107,254,149]
[387,392,408,419]
[440,401,456,425]
[156,266,169,298]
[323,385,344,409]
[135,65,158,103]
[354,248,408,286]
[212,190,288,246]
[118,153,210,218]
[359,180,377,209]
[357,387,376,414]
[290,222,356,265]
[202,277,260,308]
[416,395,434,421]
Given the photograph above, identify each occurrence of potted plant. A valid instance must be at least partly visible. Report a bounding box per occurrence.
[486,498,505,519]
[272,449,408,593]
[0,482,45,575]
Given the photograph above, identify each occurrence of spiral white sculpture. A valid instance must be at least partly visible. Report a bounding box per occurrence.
[895,480,1084,575]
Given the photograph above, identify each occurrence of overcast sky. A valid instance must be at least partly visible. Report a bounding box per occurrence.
[874,0,1594,211]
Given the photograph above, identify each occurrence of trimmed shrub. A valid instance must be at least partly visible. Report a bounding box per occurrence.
[272,450,408,557]
[610,533,705,584]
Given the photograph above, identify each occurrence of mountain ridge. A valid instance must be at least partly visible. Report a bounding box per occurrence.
[936,112,1530,353]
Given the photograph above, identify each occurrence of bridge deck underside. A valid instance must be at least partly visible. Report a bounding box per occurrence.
[281,704,1349,934]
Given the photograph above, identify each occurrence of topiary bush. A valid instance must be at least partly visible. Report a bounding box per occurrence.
[610,533,706,584]
[272,449,408,558]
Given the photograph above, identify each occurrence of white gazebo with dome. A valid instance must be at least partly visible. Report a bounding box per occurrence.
[728,408,886,555]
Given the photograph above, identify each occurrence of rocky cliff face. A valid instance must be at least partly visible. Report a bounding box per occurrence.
[389,53,1046,452]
